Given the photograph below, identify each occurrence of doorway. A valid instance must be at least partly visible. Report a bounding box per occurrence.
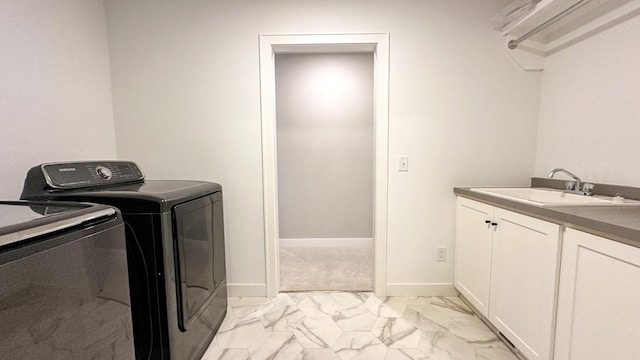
[275,52,374,292]
[259,34,390,298]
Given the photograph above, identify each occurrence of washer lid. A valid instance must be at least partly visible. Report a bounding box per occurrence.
[0,201,117,249]
[25,180,222,213]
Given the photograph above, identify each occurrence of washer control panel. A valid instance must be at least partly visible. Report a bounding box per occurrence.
[41,161,144,189]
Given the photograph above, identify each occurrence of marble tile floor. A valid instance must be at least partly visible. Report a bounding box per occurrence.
[202,292,519,360]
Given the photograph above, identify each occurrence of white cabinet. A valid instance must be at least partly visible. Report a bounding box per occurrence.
[454,197,561,360]
[489,208,561,360]
[454,197,493,317]
[554,228,640,360]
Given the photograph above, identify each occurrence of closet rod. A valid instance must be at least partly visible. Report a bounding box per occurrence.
[508,0,591,49]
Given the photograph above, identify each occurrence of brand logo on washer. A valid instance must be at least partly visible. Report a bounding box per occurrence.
[58,167,77,172]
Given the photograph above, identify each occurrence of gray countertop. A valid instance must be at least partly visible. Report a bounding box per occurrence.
[454,187,640,249]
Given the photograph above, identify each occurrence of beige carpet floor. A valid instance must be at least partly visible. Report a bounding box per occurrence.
[279,245,374,292]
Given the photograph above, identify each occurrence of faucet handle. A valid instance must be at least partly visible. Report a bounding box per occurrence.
[564,181,576,190]
[581,183,594,196]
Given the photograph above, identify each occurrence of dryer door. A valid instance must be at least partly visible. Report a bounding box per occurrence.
[172,193,220,332]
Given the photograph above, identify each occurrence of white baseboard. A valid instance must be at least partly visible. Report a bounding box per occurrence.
[227,283,267,297]
[227,282,457,298]
[385,283,458,297]
[279,237,373,248]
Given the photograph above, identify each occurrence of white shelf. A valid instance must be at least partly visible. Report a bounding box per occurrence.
[502,0,640,70]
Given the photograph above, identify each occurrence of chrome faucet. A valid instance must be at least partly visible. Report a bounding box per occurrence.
[548,168,594,195]
[548,168,582,190]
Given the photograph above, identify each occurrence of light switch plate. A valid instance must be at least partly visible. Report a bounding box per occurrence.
[398,155,409,172]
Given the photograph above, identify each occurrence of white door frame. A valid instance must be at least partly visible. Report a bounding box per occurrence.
[259,33,390,298]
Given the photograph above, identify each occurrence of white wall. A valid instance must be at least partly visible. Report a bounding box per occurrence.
[276,53,374,239]
[0,0,117,199]
[535,14,640,186]
[105,0,541,294]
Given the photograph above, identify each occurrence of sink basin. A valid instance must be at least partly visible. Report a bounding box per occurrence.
[469,187,640,207]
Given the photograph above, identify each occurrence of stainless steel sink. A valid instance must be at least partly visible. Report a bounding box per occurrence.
[470,187,640,207]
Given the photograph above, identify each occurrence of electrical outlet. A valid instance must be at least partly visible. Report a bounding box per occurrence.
[437,247,447,262]
[398,155,409,172]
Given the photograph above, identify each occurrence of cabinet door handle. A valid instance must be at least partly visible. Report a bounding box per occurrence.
[485,220,491,224]
[491,222,498,228]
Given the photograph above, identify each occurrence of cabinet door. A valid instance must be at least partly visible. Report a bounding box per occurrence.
[454,197,493,317]
[489,208,560,360]
[555,228,640,360]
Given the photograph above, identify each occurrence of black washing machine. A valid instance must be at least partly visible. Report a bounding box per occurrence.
[0,200,134,359]
[21,161,227,360]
